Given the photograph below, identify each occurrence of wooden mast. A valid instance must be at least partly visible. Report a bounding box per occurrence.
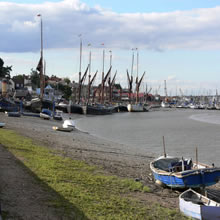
[78,36,82,104]
[101,48,105,104]
[108,50,112,103]
[127,49,134,103]
[135,49,139,104]
[38,14,44,100]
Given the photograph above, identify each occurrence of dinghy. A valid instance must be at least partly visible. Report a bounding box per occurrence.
[150,155,220,189]
[62,119,75,128]
[0,123,5,128]
[40,109,52,120]
[179,188,220,220]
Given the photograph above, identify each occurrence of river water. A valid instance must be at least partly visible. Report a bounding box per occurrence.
[75,109,220,166]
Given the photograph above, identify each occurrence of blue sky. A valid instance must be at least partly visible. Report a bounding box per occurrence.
[7,0,220,12]
[1,0,220,95]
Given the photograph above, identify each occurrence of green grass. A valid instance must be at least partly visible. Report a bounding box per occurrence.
[0,129,188,219]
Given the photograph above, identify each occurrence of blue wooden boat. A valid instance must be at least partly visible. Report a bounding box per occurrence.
[179,188,220,220]
[40,108,52,120]
[150,156,220,189]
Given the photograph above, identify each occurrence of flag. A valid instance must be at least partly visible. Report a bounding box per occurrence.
[36,57,42,72]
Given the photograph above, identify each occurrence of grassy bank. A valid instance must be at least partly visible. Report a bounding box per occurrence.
[0,129,187,219]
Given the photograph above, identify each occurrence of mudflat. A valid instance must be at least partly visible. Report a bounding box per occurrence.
[0,112,219,219]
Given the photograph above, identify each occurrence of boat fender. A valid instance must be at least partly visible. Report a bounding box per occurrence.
[155,180,165,186]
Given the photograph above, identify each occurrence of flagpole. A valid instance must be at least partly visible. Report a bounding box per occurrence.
[38,14,44,100]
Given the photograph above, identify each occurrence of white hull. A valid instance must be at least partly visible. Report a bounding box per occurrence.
[161,102,170,108]
[179,189,220,220]
[127,104,144,112]
[40,113,50,120]
[0,122,5,128]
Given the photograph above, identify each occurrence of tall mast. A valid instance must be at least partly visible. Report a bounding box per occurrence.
[101,48,105,104]
[164,80,168,98]
[38,14,44,100]
[78,35,82,104]
[136,48,139,103]
[109,50,112,103]
[131,48,134,76]
[88,45,91,104]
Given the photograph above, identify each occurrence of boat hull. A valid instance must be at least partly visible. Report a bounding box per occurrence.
[0,123,5,128]
[127,104,144,112]
[179,189,220,220]
[86,105,112,115]
[150,156,220,189]
[152,168,220,188]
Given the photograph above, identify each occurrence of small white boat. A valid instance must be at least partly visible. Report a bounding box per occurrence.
[179,188,220,220]
[127,103,145,112]
[53,110,63,121]
[40,109,52,120]
[40,113,50,120]
[63,119,75,128]
[0,122,5,128]
[161,101,170,108]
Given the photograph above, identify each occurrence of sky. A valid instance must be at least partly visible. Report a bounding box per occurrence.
[1,0,220,95]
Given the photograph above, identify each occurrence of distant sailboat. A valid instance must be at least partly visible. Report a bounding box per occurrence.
[127,49,146,112]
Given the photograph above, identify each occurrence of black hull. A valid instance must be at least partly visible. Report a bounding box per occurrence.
[30,99,53,113]
[115,105,128,112]
[86,105,112,115]
[69,104,83,114]
[55,105,68,113]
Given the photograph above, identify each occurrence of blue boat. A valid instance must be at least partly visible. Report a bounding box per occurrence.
[150,156,220,189]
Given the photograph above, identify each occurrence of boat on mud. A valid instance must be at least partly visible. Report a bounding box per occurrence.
[179,188,220,220]
[150,155,220,189]
[0,122,5,128]
[40,108,52,120]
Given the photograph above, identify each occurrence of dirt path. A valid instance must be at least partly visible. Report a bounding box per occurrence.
[0,144,67,219]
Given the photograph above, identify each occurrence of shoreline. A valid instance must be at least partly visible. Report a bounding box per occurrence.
[0,111,219,218]
[0,112,180,204]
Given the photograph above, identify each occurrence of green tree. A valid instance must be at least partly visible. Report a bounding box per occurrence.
[58,83,72,100]
[30,68,40,89]
[0,58,12,79]
[12,74,24,81]
[64,77,71,85]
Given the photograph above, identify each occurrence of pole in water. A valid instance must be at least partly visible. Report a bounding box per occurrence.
[163,136,166,158]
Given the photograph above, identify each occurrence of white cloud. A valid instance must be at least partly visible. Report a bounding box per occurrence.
[1,0,220,53]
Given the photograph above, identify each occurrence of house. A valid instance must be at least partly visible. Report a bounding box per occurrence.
[12,76,24,90]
